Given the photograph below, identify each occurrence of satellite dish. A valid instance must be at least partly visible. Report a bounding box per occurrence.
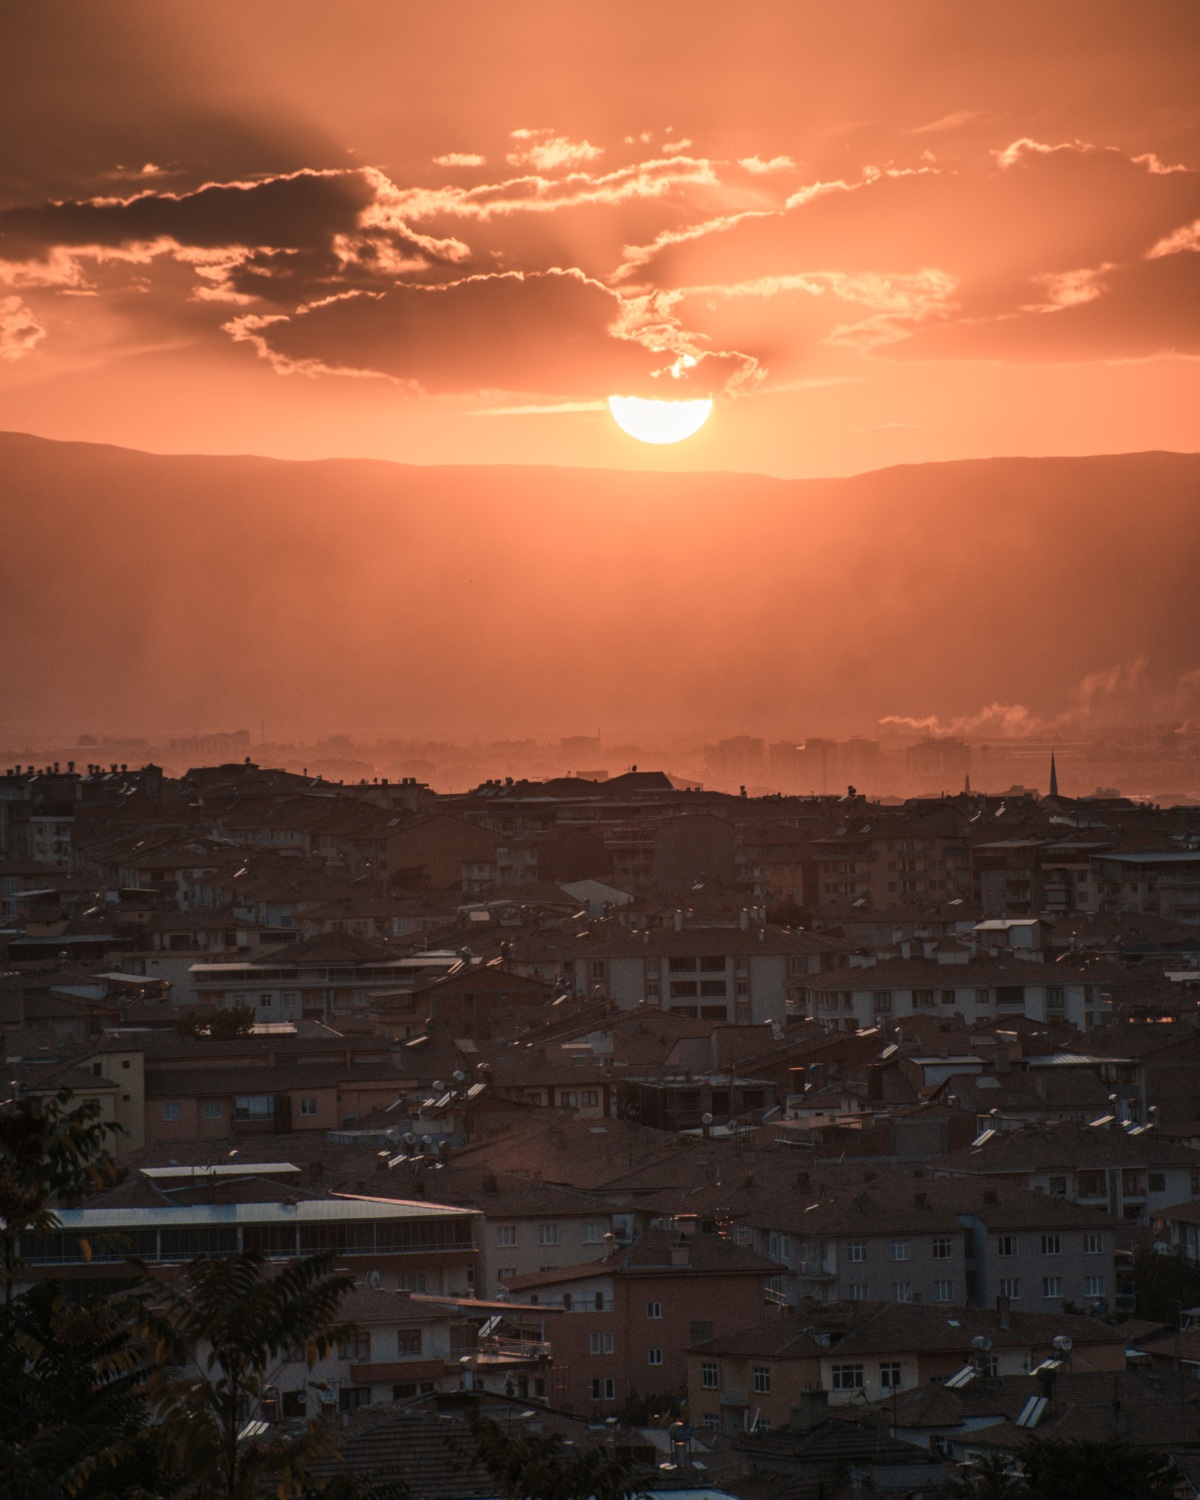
[366,1269,383,1289]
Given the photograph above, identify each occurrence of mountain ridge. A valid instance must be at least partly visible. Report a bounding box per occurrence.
[3,430,1198,741]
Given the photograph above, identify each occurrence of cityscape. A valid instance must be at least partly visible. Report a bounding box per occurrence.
[3,2,1200,1498]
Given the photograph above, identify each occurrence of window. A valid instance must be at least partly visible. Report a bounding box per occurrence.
[999,1277,1020,1300]
[934,1280,955,1302]
[892,1282,913,1303]
[997,1235,1018,1257]
[496,1225,517,1247]
[589,1331,615,1355]
[1084,1275,1104,1298]
[847,1241,867,1263]
[582,1090,599,1108]
[1149,1172,1166,1194]
[670,981,698,999]
[561,1091,577,1108]
[1048,1176,1067,1197]
[648,1348,663,1365]
[233,1095,272,1120]
[338,1331,371,1361]
[203,1100,223,1120]
[591,1377,615,1401]
[162,1102,181,1122]
[1077,1170,1105,1198]
[1084,1232,1104,1255]
[396,1330,421,1355]
[583,1222,605,1244]
[888,1239,910,1261]
[646,1300,662,1319]
[702,1413,718,1432]
[497,1268,516,1283]
[538,1224,559,1246]
[1041,1234,1061,1256]
[299,1097,318,1116]
[701,1360,718,1390]
[831,1364,864,1391]
[1042,1276,1063,1299]
[932,1236,953,1260]
[1122,1169,1145,1197]
[849,1282,868,1300]
[753,1366,771,1394]
[880,1362,902,1391]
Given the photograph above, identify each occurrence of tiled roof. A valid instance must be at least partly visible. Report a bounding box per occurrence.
[931,1118,1200,1173]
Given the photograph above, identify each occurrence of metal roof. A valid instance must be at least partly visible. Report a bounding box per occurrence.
[52,1196,479,1230]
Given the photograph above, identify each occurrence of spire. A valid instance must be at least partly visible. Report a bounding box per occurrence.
[964,772,972,796]
[1049,750,1059,799]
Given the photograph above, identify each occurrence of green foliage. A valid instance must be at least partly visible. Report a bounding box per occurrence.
[0,1093,118,1300]
[954,1439,1180,1500]
[1020,1436,1179,1500]
[174,1004,257,1039]
[136,1249,359,1500]
[1130,1244,1200,1322]
[469,1417,642,1500]
[0,1281,163,1500]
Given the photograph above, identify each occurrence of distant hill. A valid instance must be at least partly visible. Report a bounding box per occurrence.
[1,431,1198,740]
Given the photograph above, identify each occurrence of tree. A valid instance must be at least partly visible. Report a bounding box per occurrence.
[136,1250,360,1500]
[0,1092,119,1302]
[0,1280,164,1500]
[1130,1244,1200,1322]
[954,1439,1180,1500]
[1021,1437,1179,1500]
[469,1417,642,1500]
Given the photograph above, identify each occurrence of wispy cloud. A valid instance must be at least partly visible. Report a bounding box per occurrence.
[904,109,984,135]
[739,155,797,174]
[506,129,603,171]
[0,295,44,359]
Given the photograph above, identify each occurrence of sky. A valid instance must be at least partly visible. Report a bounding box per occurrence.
[1,0,1198,477]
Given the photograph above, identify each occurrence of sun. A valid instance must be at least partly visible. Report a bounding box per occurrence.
[607,395,713,445]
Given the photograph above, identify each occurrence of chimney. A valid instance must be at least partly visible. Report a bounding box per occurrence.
[670,1243,691,1267]
[791,1389,829,1430]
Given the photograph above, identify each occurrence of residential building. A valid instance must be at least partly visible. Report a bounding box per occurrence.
[504,1229,776,1414]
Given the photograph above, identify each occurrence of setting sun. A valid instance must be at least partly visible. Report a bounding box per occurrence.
[607,395,713,445]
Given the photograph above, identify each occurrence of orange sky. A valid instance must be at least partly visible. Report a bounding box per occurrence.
[1,1,1198,476]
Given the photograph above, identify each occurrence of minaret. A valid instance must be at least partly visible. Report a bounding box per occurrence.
[1049,750,1059,799]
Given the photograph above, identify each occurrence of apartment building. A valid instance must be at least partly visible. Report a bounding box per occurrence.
[503,1229,775,1415]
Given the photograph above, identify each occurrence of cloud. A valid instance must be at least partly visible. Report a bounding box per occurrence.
[0,295,44,359]
[617,142,1200,365]
[432,152,486,168]
[0,168,378,258]
[506,129,603,172]
[739,155,797,174]
[224,266,751,398]
[904,110,985,135]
